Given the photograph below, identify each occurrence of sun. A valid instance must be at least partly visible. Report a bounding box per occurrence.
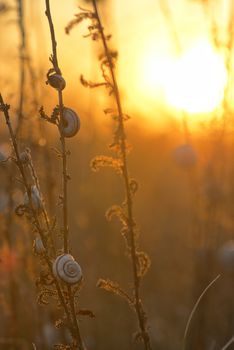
[164,42,227,114]
[141,41,227,115]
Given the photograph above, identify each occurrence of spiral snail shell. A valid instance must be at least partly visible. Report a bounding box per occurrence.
[24,185,43,213]
[34,236,46,255]
[61,108,80,138]
[52,254,82,284]
[47,73,66,91]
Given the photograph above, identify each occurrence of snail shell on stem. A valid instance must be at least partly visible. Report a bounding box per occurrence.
[24,185,43,213]
[52,254,82,284]
[33,236,46,255]
[47,73,66,91]
[61,108,80,138]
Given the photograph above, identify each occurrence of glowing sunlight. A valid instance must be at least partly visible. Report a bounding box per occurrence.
[140,41,227,115]
[164,42,227,114]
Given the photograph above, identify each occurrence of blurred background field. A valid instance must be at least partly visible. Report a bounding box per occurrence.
[1,0,234,349]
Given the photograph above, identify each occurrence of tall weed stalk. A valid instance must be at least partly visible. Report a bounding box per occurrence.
[66,2,152,349]
[0,1,89,348]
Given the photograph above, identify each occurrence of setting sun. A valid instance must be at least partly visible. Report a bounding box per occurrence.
[164,42,227,114]
[140,41,227,114]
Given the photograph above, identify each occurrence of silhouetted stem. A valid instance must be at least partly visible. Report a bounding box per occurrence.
[0,94,76,346]
[91,1,152,349]
[45,0,69,254]
[44,1,84,348]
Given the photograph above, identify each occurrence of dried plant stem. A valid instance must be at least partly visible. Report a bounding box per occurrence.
[91,1,151,349]
[45,0,69,253]
[45,1,84,348]
[27,156,56,255]
[28,159,50,227]
[45,0,60,74]
[58,90,69,253]
[45,256,75,334]
[0,94,77,347]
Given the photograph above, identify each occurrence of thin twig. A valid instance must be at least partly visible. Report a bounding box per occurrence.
[45,0,69,254]
[44,1,84,348]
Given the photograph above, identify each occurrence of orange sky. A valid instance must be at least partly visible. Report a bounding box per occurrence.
[0,0,233,129]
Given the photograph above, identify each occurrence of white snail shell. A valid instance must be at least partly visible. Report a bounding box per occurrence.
[48,74,66,91]
[34,236,46,254]
[24,185,43,213]
[61,108,80,138]
[173,144,197,168]
[52,254,82,284]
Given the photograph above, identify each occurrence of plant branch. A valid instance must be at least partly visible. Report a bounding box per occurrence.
[91,1,152,349]
[0,94,75,345]
[44,1,84,348]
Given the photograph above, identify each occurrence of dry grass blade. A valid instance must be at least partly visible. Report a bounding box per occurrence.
[220,336,234,350]
[183,274,220,350]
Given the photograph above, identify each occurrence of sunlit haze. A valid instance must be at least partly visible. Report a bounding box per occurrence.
[0,0,232,126]
[1,1,234,349]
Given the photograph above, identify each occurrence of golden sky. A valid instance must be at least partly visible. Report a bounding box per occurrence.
[1,0,233,129]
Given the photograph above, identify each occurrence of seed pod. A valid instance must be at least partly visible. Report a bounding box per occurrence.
[34,236,46,255]
[52,254,82,284]
[24,185,43,213]
[61,108,80,138]
[173,144,197,169]
[47,73,66,91]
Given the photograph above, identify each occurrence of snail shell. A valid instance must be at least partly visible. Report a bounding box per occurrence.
[24,185,43,213]
[61,108,80,138]
[34,236,46,254]
[47,73,66,91]
[52,254,82,284]
[173,144,197,168]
